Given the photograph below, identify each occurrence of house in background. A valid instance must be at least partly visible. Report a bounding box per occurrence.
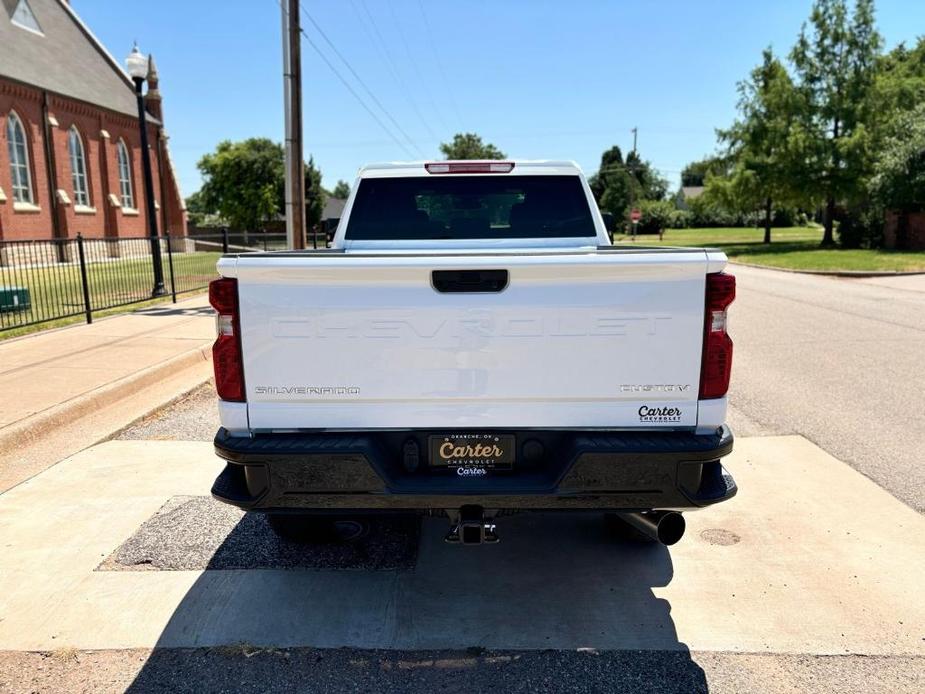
[674,185,705,211]
[0,0,186,245]
[884,211,925,250]
[321,194,345,239]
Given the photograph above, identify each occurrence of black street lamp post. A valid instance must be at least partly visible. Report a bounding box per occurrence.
[125,43,166,297]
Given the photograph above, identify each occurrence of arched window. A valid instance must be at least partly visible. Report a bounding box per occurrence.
[67,126,90,206]
[6,111,34,204]
[116,139,135,209]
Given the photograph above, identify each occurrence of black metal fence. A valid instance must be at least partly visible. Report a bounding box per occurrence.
[188,227,327,251]
[0,232,286,333]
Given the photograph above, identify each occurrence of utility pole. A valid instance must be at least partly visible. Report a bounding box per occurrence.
[629,126,639,240]
[282,0,305,249]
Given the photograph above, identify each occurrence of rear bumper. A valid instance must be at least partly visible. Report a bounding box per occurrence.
[212,426,736,512]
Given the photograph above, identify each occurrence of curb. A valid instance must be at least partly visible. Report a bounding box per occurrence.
[729,260,925,277]
[0,344,212,455]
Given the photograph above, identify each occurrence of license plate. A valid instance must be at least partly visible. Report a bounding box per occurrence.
[429,434,515,469]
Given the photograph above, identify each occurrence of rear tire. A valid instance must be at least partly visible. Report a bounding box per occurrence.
[266,513,369,544]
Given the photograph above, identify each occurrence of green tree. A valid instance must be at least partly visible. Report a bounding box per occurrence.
[839,89,925,250]
[588,145,668,223]
[681,156,729,187]
[869,101,925,213]
[197,138,285,231]
[196,138,324,237]
[712,48,804,243]
[790,0,882,245]
[589,146,624,199]
[331,179,351,199]
[869,37,925,146]
[439,133,506,160]
[589,146,634,221]
[600,181,633,222]
[304,156,325,231]
[184,189,215,226]
[874,40,925,110]
[626,151,669,201]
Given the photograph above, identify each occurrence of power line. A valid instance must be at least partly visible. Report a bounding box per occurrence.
[355,0,439,142]
[300,6,426,158]
[386,0,449,135]
[596,164,640,173]
[277,0,417,159]
[417,0,463,129]
[272,13,680,171]
[595,164,684,175]
[596,168,684,175]
[302,32,417,159]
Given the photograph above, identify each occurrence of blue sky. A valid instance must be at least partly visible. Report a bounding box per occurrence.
[77,0,924,196]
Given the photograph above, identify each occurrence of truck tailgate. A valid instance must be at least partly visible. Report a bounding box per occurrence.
[226,250,716,430]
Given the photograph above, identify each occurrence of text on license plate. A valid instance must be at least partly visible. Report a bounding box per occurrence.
[428,434,515,469]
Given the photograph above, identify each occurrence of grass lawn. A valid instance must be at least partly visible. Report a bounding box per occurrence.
[0,251,220,340]
[614,226,925,272]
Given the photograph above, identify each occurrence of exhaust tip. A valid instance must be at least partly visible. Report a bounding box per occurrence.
[656,512,686,546]
[614,511,687,546]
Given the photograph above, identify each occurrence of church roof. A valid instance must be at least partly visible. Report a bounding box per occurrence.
[0,0,158,121]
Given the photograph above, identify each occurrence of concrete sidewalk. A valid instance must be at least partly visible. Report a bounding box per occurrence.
[0,295,215,491]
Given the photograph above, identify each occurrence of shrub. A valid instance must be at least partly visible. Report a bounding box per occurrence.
[838,205,884,249]
[687,196,759,227]
[668,209,693,229]
[771,207,797,227]
[636,200,676,234]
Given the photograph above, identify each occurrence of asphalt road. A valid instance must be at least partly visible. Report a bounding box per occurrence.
[3,648,921,694]
[725,266,925,512]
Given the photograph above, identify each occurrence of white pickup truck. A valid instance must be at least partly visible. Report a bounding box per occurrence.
[209,160,736,546]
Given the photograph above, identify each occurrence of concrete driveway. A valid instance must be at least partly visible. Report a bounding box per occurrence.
[0,437,923,682]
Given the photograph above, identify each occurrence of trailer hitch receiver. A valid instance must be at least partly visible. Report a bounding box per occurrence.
[445,505,499,545]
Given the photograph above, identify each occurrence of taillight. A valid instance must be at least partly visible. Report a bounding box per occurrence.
[699,272,735,399]
[425,162,515,174]
[208,277,245,402]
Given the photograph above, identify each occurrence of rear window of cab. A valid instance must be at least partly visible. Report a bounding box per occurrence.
[345,175,596,240]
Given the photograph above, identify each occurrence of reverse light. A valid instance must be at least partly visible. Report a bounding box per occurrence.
[216,314,234,337]
[425,162,515,174]
[208,277,245,402]
[699,272,735,399]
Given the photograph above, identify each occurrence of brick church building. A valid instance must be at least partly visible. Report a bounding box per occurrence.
[0,0,186,243]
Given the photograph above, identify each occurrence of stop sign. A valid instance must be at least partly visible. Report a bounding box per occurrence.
[630,208,641,222]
